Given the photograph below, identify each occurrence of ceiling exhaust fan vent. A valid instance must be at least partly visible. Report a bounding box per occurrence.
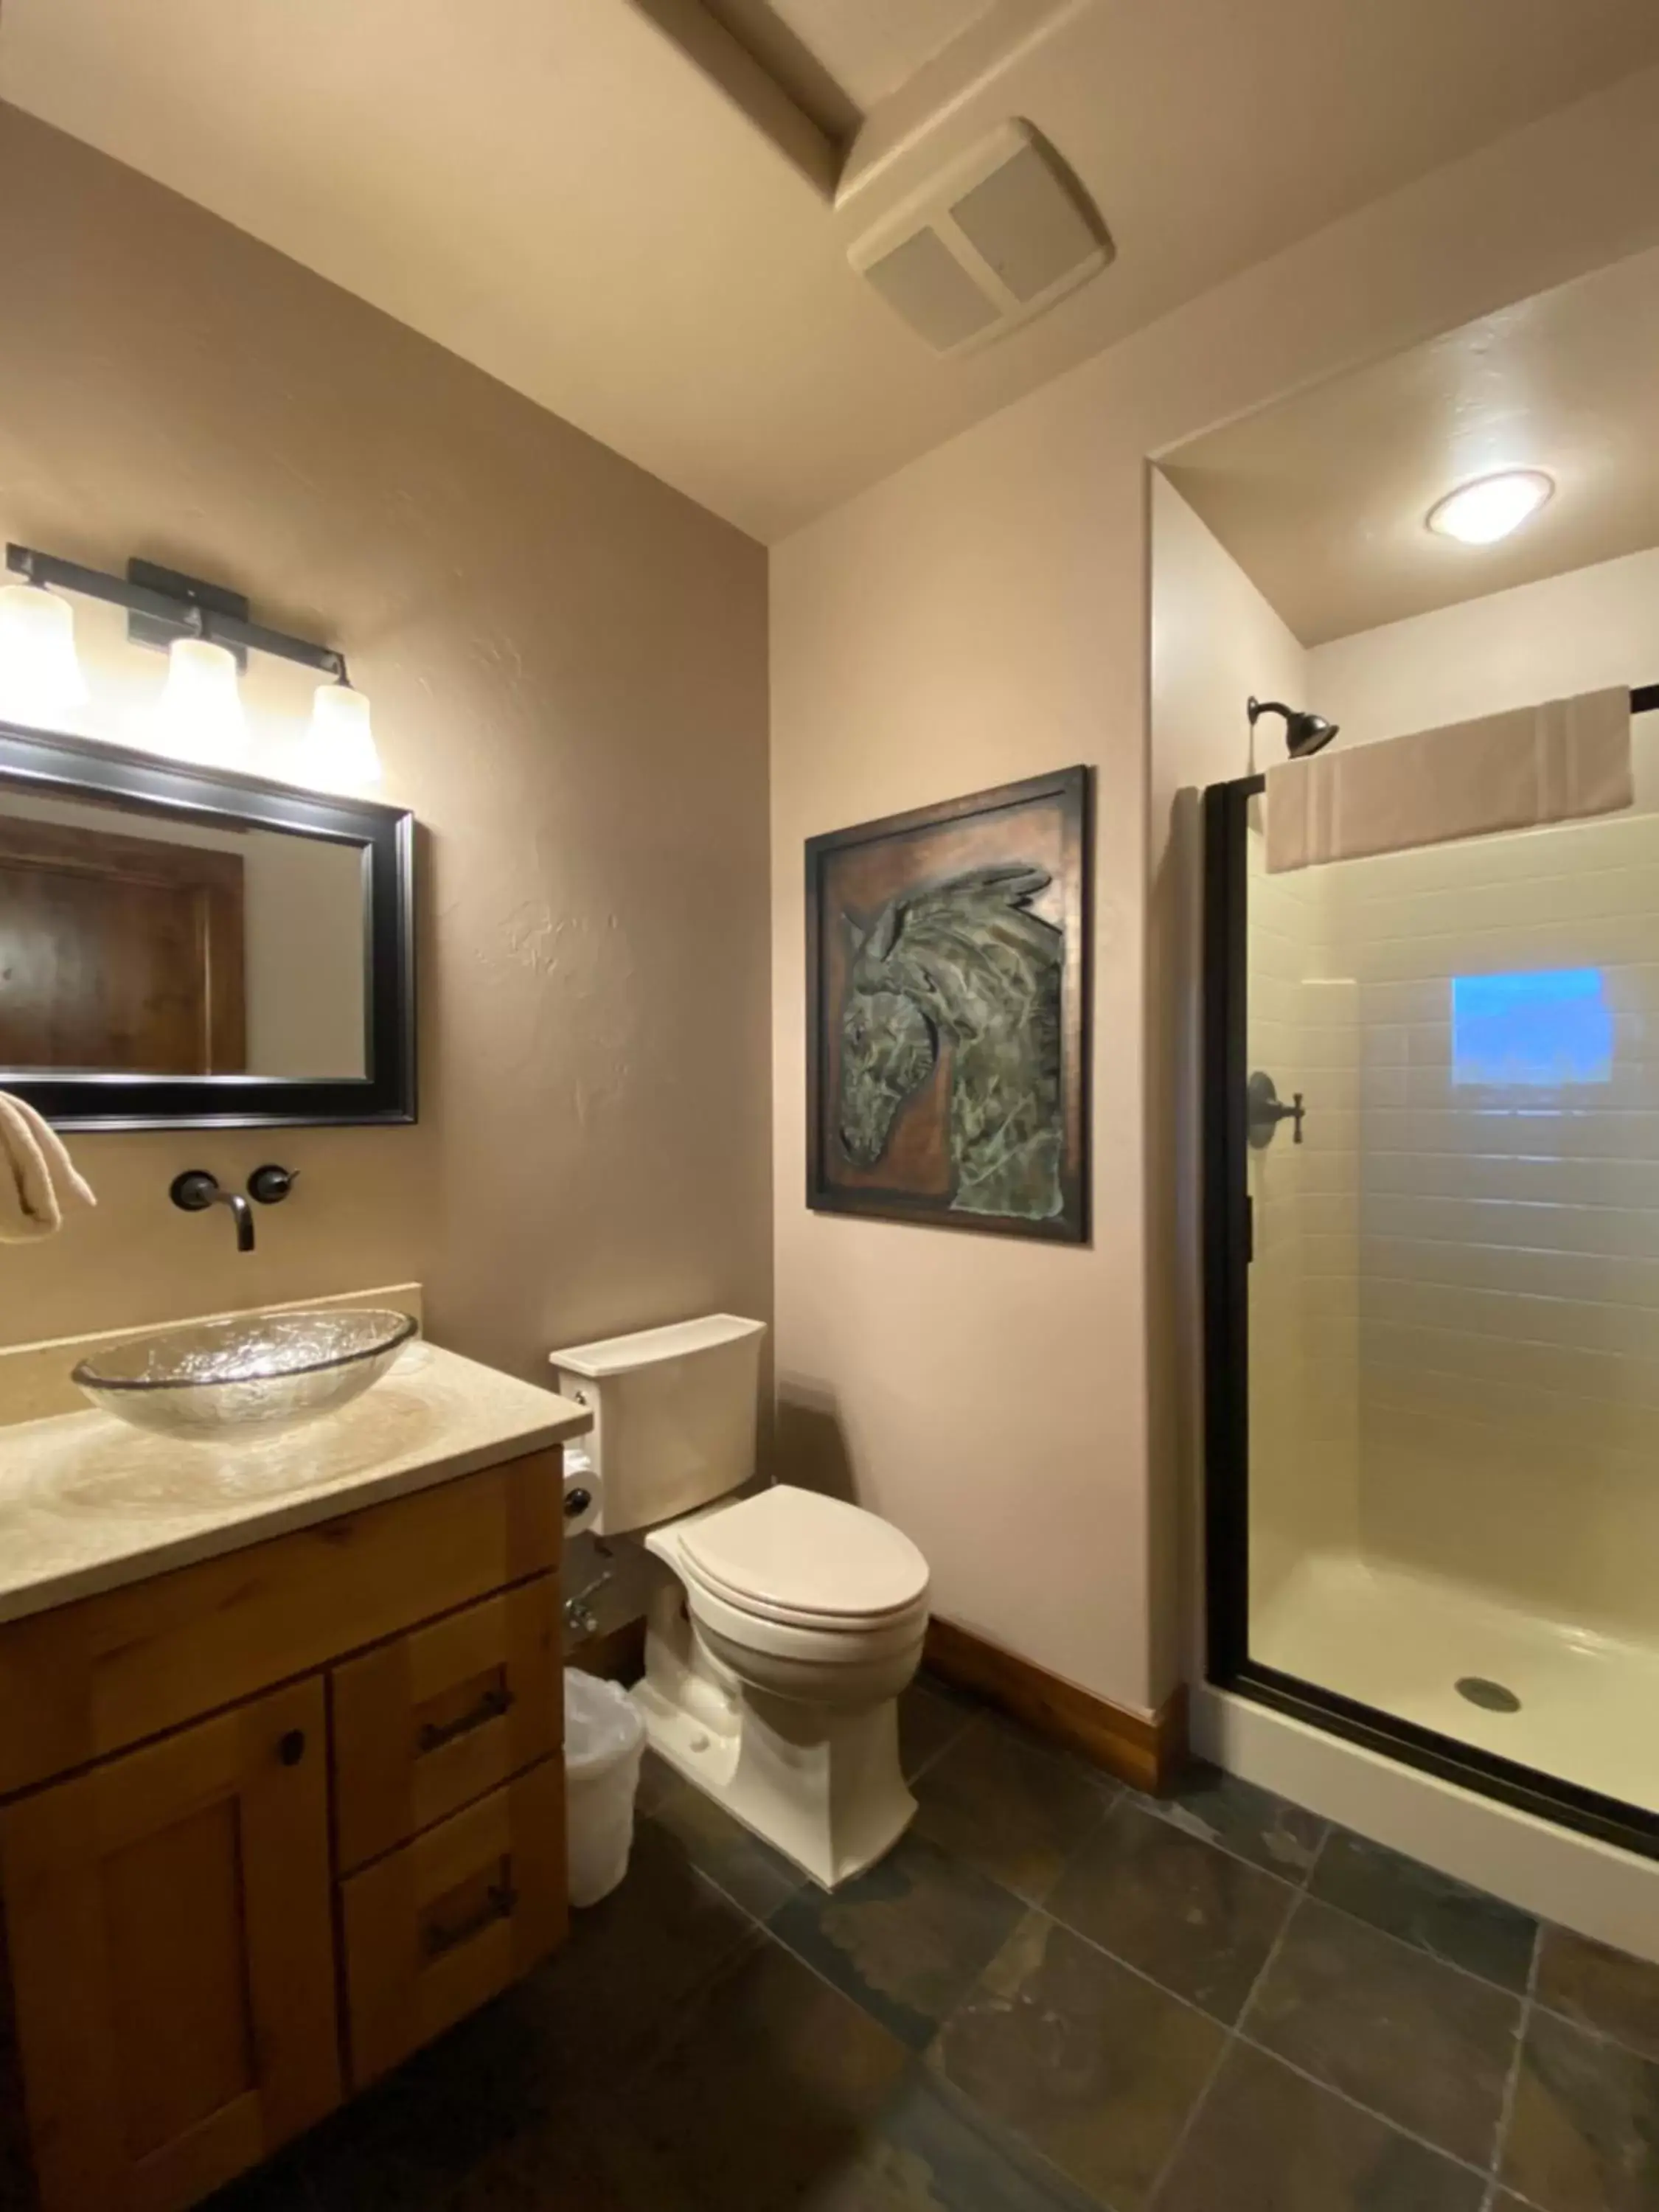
[851,121,1112,356]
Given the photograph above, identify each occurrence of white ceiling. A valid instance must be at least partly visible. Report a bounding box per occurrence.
[1165,245,1659,645]
[5,0,1659,541]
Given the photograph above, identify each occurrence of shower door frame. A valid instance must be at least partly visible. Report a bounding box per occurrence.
[1201,771,1659,1864]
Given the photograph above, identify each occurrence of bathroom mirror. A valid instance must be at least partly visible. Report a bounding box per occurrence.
[0,720,414,1129]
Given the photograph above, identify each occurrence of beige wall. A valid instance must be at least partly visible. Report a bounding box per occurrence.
[772,69,1659,1718]
[1309,543,1659,745]
[0,107,772,1395]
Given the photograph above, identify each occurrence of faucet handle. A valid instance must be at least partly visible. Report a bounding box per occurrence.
[248,1164,298,1206]
[170,1169,221,1213]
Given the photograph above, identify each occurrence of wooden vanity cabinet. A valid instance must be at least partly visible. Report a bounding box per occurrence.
[0,1680,338,2212]
[0,1447,568,2212]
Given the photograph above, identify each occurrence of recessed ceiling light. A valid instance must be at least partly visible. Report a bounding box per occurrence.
[1426,469,1554,546]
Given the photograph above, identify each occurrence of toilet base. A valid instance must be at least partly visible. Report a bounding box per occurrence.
[632,1591,919,1889]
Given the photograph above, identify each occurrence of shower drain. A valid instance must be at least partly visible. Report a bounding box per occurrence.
[1455,1676,1521,1714]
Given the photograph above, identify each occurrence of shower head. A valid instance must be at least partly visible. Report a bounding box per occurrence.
[1248,696,1340,759]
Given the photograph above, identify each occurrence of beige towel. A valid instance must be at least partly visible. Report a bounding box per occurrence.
[1265,686,1632,873]
[0,1092,97,1243]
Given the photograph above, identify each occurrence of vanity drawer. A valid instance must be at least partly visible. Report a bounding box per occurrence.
[331,1574,562,1873]
[339,1759,566,2087]
[0,1450,564,1803]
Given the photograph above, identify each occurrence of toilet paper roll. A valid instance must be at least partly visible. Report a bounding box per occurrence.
[563,1447,600,1536]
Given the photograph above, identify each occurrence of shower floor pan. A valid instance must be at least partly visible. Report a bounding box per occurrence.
[1251,1550,1659,1822]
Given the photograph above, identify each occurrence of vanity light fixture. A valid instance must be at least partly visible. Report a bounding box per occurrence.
[299,678,381,787]
[2,543,378,786]
[154,636,250,768]
[1425,469,1554,546]
[0,580,90,726]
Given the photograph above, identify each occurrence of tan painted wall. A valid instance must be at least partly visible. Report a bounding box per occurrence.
[772,69,1659,1717]
[0,107,772,1391]
[1309,543,1659,746]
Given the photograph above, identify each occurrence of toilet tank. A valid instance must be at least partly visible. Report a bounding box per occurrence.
[549,1314,765,1535]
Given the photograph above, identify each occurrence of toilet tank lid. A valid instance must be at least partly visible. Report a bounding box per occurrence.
[549,1312,766,1379]
[681,1485,929,1621]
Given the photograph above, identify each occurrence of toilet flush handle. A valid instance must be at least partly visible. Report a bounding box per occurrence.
[563,1559,615,1644]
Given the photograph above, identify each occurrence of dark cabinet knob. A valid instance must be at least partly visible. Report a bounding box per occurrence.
[277,1728,307,1767]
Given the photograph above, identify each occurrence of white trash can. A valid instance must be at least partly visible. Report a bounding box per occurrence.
[563,1668,647,1907]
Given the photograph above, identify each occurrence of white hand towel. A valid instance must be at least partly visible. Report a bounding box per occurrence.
[0,1091,97,1243]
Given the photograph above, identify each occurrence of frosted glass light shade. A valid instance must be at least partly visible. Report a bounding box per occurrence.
[0,585,88,726]
[1426,470,1554,545]
[302,682,380,787]
[156,637,250,766]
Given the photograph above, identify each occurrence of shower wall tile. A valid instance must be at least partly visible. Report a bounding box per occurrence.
[1366,1276,1659,1358]
[1358,1191,1659,1260]
[1298,804,1659,1641]
[1246,839,1360,1608]
[1363,1151,1659,1210]
[1394,1107,1659,1162]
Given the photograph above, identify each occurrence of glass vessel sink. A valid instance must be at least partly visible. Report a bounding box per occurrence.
[72,1309,418,1439]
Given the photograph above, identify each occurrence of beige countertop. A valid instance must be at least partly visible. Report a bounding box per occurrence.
[0,1335,591,1627]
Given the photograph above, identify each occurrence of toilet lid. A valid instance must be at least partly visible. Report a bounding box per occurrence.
[679,1486,929,1627]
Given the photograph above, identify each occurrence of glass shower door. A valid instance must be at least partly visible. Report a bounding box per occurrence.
[1206,778,1659,1849]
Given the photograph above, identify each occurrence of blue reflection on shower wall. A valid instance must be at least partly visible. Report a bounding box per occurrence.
[1452,969,1613,1088]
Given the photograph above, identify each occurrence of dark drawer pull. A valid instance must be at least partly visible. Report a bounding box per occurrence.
[422,1882,518,1960]
[417,1684,515,1755]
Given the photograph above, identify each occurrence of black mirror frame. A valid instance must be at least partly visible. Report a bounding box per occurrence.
[0,719,415,1131]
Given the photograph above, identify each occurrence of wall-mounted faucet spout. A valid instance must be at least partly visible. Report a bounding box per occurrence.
[170,1169,256,1253]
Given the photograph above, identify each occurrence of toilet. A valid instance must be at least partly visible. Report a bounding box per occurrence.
[550,1314,929,1888]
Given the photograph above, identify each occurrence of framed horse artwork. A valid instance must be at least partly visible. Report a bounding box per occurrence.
[805,765,1091,1242]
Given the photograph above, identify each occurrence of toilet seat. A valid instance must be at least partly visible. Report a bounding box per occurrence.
[686,1574,928,1680]
[678,1485,929,1634]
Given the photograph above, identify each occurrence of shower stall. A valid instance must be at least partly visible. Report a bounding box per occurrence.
[1203,709,1659,1860]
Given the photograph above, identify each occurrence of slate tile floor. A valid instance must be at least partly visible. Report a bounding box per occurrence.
[212,1675,1659,2211]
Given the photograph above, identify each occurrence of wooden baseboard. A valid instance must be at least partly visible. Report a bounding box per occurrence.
[564,1611,1188,1795]
[924,1617,1189,1796]
[567,1615,646,1685]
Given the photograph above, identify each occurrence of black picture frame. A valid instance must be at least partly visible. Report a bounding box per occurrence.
[0,720,415,1131]
[805,764,1091,1242]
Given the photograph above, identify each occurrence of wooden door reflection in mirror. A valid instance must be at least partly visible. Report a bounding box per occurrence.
[0,814,247,1074]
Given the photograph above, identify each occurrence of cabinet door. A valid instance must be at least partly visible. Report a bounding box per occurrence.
[0,1677,340,2212]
